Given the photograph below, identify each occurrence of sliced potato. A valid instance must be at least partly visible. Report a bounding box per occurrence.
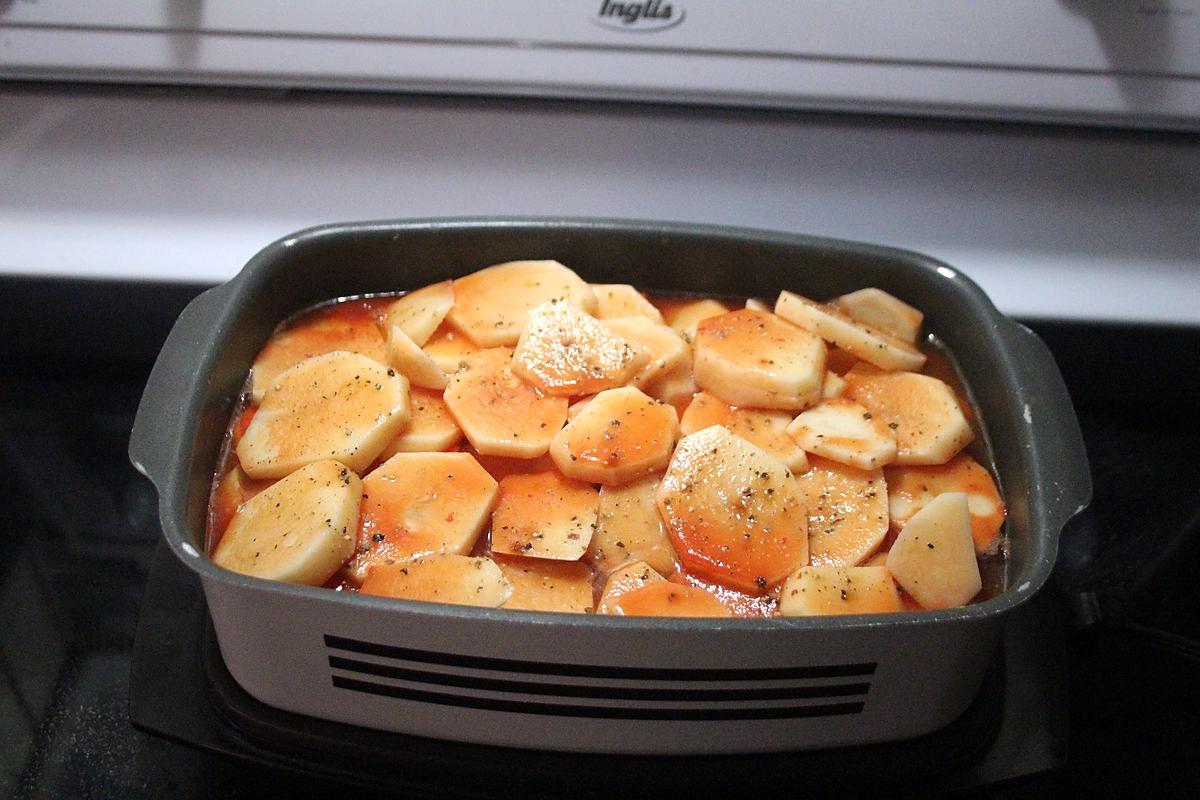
[360,554,511,608]
[822,370,847,399]
[249,306,387,403]
[667,298,729,344]
[670,573,777,618]
[641,356,697,417]
[779,566,903,616]
[490,471,599,560]
[237,351,410,479]
[745,298,770,313]
[679,391,808,472]
[886,492,981,609]
[656,426,808,595]
[774,290,926,372]
[212,460,360,586]
[786,396,898,470]
[589,474,677,576]
[511,301,643,396]
[443,348,568,458]
[388,325,449,390]
[611,581,731,617]
[422,323,480,374]
[799,456,889,567]
[376,387,463,459]
[495,555,595,613]
[549,386,679,485]
[597,560,667,614]
[844,363,974,465]
[384,280,455,347]
[601,316,689,388]
[210,466,269,539]
[885,453,1006,555]
[349,452,498,582]
[833,288,923,344]
[592,284,664,323]
[447,260,597,347]
[694,309,826,410]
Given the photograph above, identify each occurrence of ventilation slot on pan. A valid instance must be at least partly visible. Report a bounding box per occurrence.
[324,634,873,721]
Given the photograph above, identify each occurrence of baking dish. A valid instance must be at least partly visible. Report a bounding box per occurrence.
[129,218,1090,754]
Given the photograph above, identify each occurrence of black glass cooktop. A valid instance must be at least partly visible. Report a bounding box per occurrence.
[1,279,1198,798]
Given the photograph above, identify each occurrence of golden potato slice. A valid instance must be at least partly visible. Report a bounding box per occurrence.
[376,388,463,459]
[360,554,511,608]
[589,474,677,576]
[212,460,360,586]
[237,352,410,479]
[592,284,664,323]
[656,426,808,594]
[601,316,689,388]
[443,348,568,458]
[641,356,698,417]
[597,560,667,614]
[774,291,926,372]
[511,301,644,396]
[349,452,498,582]
[549,386,679,485]
[384,280,454,347]
[679,391,808,473]
[249,305,387,402]
[667,298,729,344]
[833,288,923,344]
[844,364,974,465]
[886,492,981,609]
[799,456,889,567]
[388,325,449,390]
[494,555,595,613]
[822,370,847,399]
[885,454,1006,555]
[610,582,731,618]
[422,323,480,374]
[447,260,597,347]
[779,566,903,616]
[490,471,599,560]
[693,308,825,410]
[786,396,899,470]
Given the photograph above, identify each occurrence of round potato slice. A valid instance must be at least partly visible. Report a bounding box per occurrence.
[490,471,599,561]
[249,303,387,403]
[349,451,499,582]
[597,560,668,614]
[610,581,731,618]
[443,347,568,458]
[360,554,512,608]
[844,363,974,466]
[680,391,809,473]
[779,566,903,617]
[212,459,360,586]
[592,284,664,323]
[511,301,644,396]
[885,453,1006,555]
[786,396,898,470]
[237,351,410,479]
[799,456,890,567]
[384,280,454,347]
[447,260,597,347]
[549,386,679,486]
[886,492,981,609]
[376,387,463,459]
[694,309,826,411]
[656,426,808,595]
[774,291,926,372]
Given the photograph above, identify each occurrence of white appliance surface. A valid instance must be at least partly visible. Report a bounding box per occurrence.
[1,1,1198,130]
[2,88,1196,324]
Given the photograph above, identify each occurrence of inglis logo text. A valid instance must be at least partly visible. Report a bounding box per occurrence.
[593,0,685,32]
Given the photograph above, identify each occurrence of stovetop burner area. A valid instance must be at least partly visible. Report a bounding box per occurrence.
[1,280,1198,798]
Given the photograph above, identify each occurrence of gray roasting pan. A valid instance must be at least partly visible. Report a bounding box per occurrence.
[129,218,1091,754]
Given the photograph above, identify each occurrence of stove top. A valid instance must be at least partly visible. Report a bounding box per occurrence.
[1,279,1198,798]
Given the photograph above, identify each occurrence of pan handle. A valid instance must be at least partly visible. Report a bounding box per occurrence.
[129,282,233,492]
[999,319,1093,535]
